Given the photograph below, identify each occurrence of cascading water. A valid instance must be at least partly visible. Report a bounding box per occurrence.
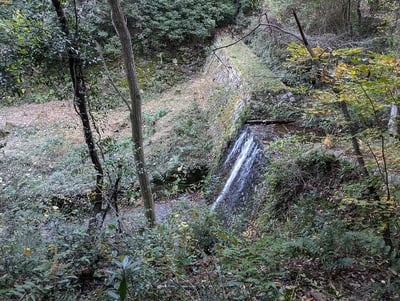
[211,126,265,214]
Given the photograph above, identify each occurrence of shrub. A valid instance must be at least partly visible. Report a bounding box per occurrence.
[124,0,237,51]
[266,147,360,216]
[267,0,382,36]
[0,203,96,300]
[102,199,239,300]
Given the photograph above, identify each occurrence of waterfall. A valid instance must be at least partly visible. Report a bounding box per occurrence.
[211,127,264,213]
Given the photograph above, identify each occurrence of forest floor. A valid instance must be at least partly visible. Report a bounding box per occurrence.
[0,69,217,221]
[0,71,214,148]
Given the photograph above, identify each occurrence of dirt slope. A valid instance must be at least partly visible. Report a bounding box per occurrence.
[0,72,217,206]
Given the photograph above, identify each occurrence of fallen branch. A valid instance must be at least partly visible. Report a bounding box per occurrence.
[246,119,295,125]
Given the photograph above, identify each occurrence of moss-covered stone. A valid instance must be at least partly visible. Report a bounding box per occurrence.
[203,34,286,199]
[216,36,285,94]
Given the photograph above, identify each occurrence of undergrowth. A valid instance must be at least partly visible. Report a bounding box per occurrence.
[250,137,400,299]
[0,197,273,300]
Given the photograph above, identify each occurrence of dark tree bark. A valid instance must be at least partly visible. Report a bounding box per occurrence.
[108,0,156,227]
[292,9,315,58]
[52,0,104,231]
[357,0,362,27]
[347,0,354,36]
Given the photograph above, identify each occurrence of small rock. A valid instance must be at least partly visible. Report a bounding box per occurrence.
[310,290,329,301]
[0,129,10,139]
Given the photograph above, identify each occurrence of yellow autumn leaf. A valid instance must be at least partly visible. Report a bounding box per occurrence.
[334,61,349,79]
[323,135,333,148]
[24,247,32,256]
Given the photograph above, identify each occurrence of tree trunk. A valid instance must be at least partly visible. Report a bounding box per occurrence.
[357,0,362,27]
[339,101,369,176]
[108,0,156,227]
[52,0,104,232]
[292,9,315,58]
[345,0,353,36]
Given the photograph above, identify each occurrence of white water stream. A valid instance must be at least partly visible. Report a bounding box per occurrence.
[211,127,263,212]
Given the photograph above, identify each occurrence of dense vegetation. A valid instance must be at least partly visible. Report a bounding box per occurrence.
[0,0,249,99]
[1,0,400,300]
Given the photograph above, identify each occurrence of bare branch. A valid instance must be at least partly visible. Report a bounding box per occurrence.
[292,9,315,58]
[211,19,303,54]
[259,22,303,42]
[94,40,131,111]
[211,24,262,52]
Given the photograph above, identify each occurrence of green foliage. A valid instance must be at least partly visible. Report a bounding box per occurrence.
[124,0,237,51]
[143,108,169,137]
[0,133,95,202]
[282,42,400,134]
[2,2,400,300]
[107,256,131,301]
[265,138,359,216]
[99,137,139,191]
[251,134,397,298]
[0,199,216,300]
[0,0,254,101]
[267,0,393,36]
[0,201,97,300]
[147,102,212,197]
[284,43,400,171]
[0,1,65,98]
[218,235,285,299]
[99,199,239,300]
[287,221,381,270]
[0,0,102,101]
[239,0,261,15]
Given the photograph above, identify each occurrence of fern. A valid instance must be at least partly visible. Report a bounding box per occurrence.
[282,218,382,273]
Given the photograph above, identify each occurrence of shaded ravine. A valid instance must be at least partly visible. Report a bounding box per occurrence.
[211,126,266,218]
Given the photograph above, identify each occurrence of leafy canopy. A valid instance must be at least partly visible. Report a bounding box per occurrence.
[285,42,400,127]
[123,0,237,51]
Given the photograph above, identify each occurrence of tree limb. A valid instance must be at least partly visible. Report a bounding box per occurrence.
[94,40,131,111]
[259,22,303,42]
[211,15,303,53]
[292,9,315,58]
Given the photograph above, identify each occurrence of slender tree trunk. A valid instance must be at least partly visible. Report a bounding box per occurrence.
[357,0,362,27]
[292,9,315,58]
[339,101,369,176]
[52,0,104,232]
[345,0,353,36]
[108,0,156,227]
